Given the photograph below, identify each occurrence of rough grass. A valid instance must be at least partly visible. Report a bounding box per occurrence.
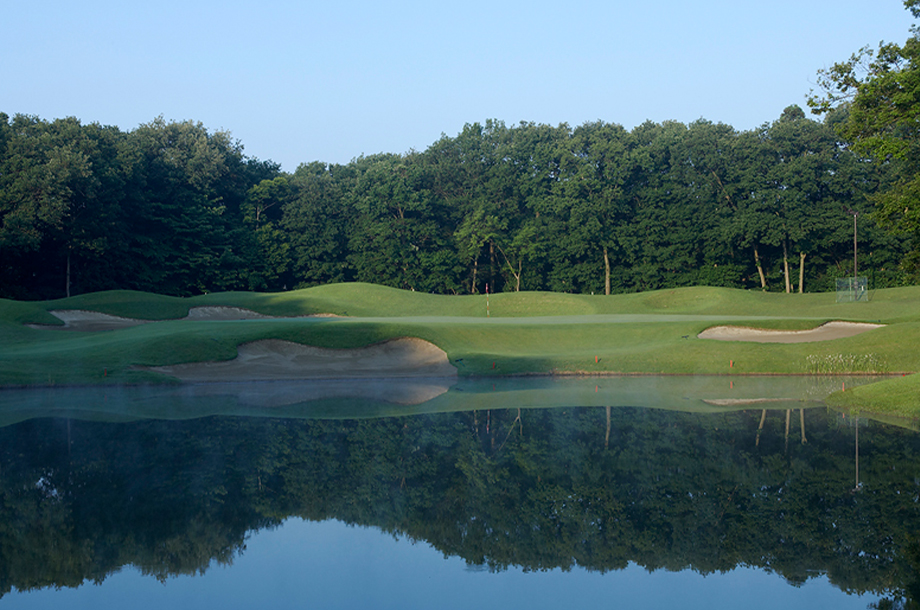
[2,283,919,418]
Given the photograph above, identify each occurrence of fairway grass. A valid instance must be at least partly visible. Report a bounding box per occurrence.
[2,283,918,419]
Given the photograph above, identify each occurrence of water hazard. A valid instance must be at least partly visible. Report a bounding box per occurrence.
[0,376,916,609]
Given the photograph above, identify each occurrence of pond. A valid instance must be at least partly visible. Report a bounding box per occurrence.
[0,376,916,609]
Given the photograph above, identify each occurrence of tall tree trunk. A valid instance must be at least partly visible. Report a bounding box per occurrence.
[754,246,767,289]
[783,240,791,293]
[489,241,495,291]
[66,251,71,298]
[785,409,791,453]
[604,246,611,296]
[493,241,521,292]
[471,259,478,294]
[605,405,611,449]
[798,252,806,294]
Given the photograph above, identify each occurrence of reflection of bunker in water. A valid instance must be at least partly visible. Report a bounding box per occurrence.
[0,375,894,426]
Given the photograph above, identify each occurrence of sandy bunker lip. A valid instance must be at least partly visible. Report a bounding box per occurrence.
[29,307,336,331]
[698,321,883,343]
[144,337,458,382]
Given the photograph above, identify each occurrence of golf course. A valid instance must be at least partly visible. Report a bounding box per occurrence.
[1,282,918,419]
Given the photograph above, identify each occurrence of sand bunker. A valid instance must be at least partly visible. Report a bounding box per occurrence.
[698,321,883,343]
[29,310,154,332]
[184,307,272,321]
[145,337,457,382]
[29,307,333,331]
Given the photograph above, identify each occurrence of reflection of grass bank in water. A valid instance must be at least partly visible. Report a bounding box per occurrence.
[0,376,894,429]
[826,373,920,421]
[2,283,919,418]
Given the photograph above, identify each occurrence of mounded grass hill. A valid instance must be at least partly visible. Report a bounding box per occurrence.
[1,283,917,418]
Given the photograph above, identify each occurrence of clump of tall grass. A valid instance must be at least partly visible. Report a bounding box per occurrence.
[806,353,888,374]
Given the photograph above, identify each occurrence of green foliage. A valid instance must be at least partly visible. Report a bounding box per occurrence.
[809,3,920,279]
[0,109,909,300]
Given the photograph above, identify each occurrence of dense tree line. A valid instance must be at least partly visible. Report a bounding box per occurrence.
[0,107,914,300]
[1,407,919,605]
[810,0,920,283]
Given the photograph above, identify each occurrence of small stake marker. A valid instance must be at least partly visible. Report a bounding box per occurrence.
[730,381,733,389]
[730,360,733,368]
[595,385,598,393]
[595,355,598,363]
[492,362,496,369]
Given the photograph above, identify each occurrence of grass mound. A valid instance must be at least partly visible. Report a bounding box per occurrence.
[1,283,918,418]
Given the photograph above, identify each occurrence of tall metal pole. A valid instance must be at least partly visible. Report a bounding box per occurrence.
[853,212,858,279]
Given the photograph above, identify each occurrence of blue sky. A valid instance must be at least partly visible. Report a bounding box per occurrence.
[3,518,879,609]
[1,1,915,171]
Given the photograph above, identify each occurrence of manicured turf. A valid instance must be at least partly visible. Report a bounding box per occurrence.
[1,283,918,418]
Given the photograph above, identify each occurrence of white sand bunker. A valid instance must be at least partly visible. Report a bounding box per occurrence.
[184,307,272,321]
[147,337,457,382]
[698,321,883,343]
[29,310,154,331]
[29,306,333,331]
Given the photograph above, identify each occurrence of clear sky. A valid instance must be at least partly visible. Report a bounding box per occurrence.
[1,1,916,171]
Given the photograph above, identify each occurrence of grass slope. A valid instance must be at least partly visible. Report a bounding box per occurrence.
[1,283,918,418]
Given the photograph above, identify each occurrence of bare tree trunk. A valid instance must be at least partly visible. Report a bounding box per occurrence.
[800,408,807,444]
[798,252,806,293]
[783,240,791,294]
[785,409,791,452]
[604,246,611,296]
[66,251,71,298]
[754,246,767,289]
[493,241,522,292]
[471,259,478,294]
[756,409,767,447]
[605,405,611,448]
[489,241,495,290]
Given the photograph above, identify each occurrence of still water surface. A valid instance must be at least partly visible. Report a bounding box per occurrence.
[0,377,916,609]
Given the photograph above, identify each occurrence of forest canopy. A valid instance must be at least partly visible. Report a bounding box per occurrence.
[809,0,920,278]
[1,108,914,300]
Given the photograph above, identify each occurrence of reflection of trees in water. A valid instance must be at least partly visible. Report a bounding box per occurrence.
[755,408,809,450]
[0,407,919,602]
